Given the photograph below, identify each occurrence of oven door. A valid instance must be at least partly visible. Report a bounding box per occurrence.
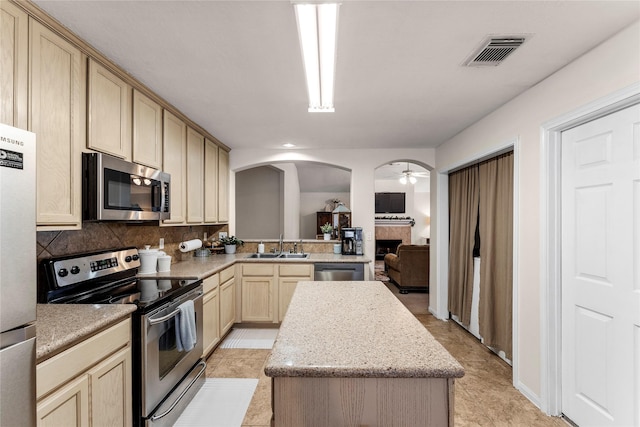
[140,287,204,421]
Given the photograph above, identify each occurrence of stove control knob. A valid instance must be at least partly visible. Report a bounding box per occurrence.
[132,254,139,261]
[70,266,80,275]
[125,255,132,262]
[58,268,69,277]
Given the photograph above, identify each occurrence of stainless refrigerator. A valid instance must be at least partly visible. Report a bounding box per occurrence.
[0,123,37,425]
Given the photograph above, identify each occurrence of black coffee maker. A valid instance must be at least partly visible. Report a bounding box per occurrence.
[341,227,364,255]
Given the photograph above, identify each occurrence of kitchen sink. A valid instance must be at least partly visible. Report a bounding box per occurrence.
[277,253,310,259]
[245,253,280,259]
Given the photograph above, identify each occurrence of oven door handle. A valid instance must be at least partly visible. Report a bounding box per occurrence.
[147,290,203,326]
[148,360,207,422]
[148,307,180,326]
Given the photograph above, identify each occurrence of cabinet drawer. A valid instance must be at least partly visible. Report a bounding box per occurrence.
[279,264,313,277]
[203,273,220,293]
[220,265,234,283]
[242,264,274,276]
[37,318,131,399]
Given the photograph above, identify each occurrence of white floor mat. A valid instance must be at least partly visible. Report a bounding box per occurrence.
[173,378,258,427]
[219,328,278,349]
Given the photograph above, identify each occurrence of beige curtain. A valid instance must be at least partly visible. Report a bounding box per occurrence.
[478,152,514,359]
[447,166,479,327]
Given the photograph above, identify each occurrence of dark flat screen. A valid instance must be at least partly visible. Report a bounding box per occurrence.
[375,192,406,213]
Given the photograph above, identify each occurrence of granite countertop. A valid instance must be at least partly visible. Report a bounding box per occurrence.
[36,304,136,362]
[139,253,371,280]
[265,281,464,379]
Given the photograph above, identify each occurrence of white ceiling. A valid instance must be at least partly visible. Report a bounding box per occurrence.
[33,1,639,151]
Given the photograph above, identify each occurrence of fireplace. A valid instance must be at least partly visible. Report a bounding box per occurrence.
[375,239,402,260]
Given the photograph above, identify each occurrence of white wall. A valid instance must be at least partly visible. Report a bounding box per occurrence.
[432,21,640,406]
[230,149,436,277]
[273,163,300,239]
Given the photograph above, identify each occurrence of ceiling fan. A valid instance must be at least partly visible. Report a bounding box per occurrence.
[397,163,429,185]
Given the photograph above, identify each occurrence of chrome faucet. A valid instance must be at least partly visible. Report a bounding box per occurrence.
[279,233,283,254]
[299,239,304,255]
[293,242,297,254]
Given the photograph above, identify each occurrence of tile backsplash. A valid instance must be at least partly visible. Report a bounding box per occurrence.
[37,222,228,263]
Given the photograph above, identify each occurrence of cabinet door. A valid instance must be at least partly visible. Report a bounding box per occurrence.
[278,278,300,322]
[218,149,229,223]
[132,89,162,169]
[241,277,274,322]
[186,127,204,223]
[29,19,85,229]
[87,59,131,159]
[204,139,219,223]
[203,288,220,358]
[37,375,89,427]
[162,110,187,225]
[0,1,28,129]
[220,278,235,334]
[88,346,132,427]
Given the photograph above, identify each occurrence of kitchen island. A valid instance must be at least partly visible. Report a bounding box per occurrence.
[264,281,464,427]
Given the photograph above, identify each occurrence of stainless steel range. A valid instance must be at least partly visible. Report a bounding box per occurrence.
[39,247,205,427]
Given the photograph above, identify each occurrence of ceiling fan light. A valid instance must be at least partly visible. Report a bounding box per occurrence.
[409,175,417,184]
[399,176,407,185]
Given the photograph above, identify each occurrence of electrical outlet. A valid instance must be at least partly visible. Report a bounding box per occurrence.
[159,238,165,249]
[366,231,373,241]
[218,232,228,240]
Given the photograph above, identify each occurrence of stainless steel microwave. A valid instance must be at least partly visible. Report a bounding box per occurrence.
[82,152,170,221]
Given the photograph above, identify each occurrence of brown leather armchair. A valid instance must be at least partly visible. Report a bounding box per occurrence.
[383,244,429,293]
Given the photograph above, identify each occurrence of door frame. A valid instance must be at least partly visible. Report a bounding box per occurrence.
[539,82,640,416]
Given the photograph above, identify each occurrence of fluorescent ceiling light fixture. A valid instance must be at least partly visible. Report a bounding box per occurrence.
[294,2,339,113]
[283,143,296,148]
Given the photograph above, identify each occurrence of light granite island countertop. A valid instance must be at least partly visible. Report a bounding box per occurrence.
[265,281,464,427]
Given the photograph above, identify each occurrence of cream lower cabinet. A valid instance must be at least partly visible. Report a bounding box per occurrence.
[202,273,221,358]
[240,264,275,322]
[278,264,313,321]
[239,263,312,323]
[219,265,236,335]
[36,319,132,427]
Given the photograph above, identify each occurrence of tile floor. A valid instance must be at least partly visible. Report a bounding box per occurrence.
[205,269,568,426]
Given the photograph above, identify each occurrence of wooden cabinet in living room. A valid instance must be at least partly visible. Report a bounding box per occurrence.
[87,59,132,159]
[132,89,162,169]
[202,273,221,358]
[162,110,187,225]
[1,1,28,130]
[29,18,85,230]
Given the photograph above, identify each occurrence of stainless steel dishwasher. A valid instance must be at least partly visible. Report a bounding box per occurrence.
[314,263,365,281]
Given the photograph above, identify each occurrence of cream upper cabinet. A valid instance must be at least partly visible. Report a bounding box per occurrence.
[162,110,187,225]
[132,89,162,169]
[218,149,230,223]
[1,1,28,129]
[29,18,85,230]
[186,127,204,223]
[87,59,132,159]
[204,138,219,223]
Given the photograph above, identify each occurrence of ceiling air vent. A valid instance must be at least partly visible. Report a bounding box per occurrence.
[463,37,526,67]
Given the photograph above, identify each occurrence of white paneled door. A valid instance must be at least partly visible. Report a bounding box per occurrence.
[561,104,640,427]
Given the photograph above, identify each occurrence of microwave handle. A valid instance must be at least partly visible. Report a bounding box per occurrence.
[148,360,206,422]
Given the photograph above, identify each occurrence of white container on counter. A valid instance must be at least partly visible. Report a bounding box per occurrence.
[157,255,171,272]
[139,245,160,274]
